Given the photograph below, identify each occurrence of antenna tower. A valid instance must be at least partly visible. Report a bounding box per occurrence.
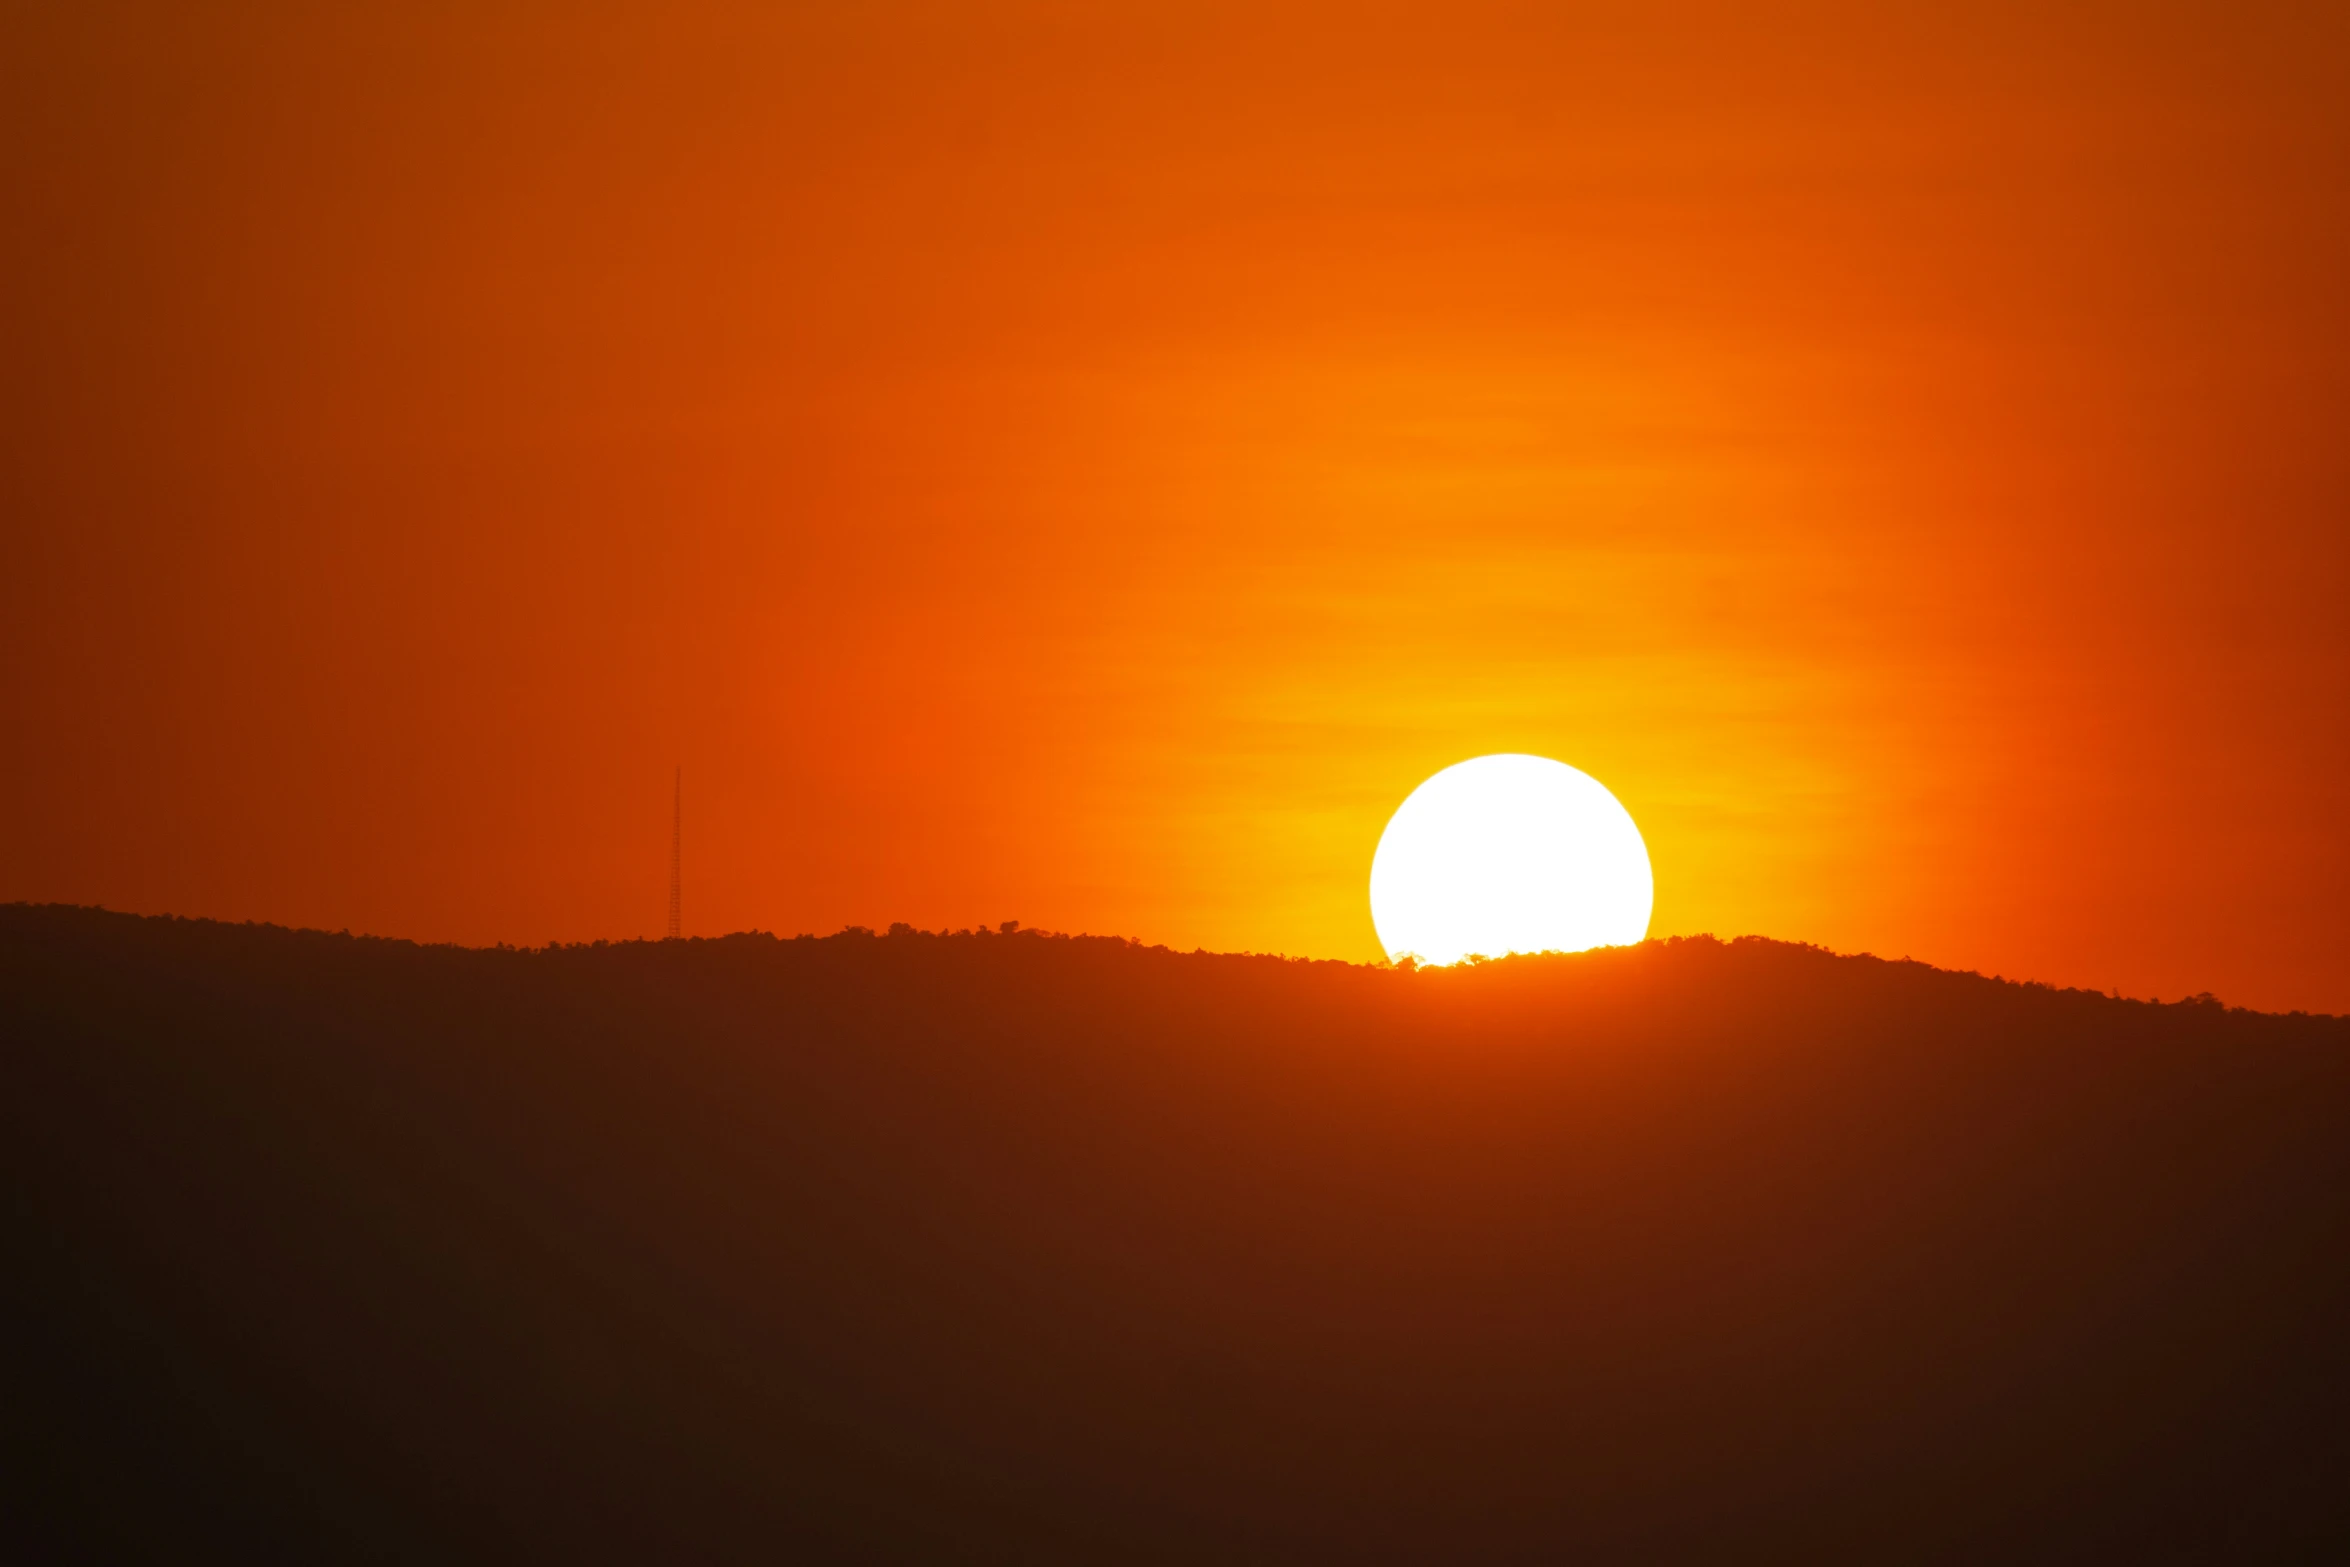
[666,766,682,940]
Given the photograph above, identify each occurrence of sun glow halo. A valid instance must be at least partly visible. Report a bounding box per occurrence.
[1370,754,1654,966]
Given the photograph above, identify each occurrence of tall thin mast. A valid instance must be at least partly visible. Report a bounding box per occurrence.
[667,766,682,940]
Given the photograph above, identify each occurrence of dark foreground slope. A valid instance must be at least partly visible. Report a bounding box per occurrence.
[7,907,2349,1563]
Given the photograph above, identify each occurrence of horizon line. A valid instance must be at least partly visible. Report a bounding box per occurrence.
[6,902,2331,1021]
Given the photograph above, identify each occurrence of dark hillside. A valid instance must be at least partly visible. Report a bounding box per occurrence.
[7,906,2348,1562]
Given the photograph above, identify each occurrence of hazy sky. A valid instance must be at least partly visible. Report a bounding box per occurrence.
[5,1,2346,1010]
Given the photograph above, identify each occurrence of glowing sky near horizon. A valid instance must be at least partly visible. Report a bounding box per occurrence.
[1,2,2345,1011]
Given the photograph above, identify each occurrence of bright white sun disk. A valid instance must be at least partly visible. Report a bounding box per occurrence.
[1370,754,1653,965]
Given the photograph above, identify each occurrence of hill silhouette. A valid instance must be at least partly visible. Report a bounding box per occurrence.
[8,905,2348,1562]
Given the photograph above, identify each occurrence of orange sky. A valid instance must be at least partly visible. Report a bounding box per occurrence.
[5,2,2346,1011]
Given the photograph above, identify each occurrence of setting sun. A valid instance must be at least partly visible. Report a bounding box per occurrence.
[1369,754,1653,965]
